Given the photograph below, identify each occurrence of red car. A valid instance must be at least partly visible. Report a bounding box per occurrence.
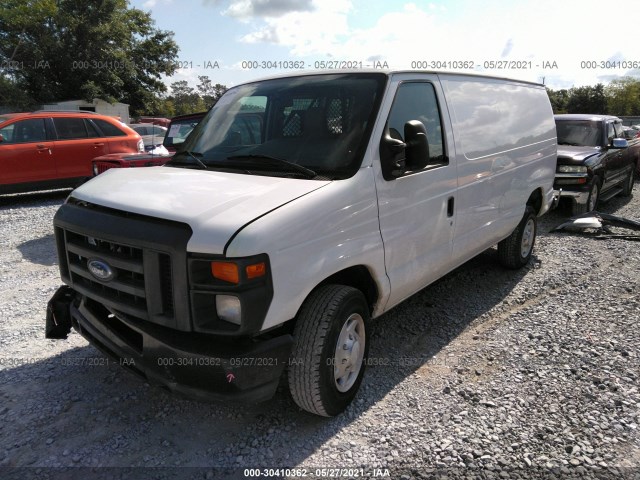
[92,112,206,175]
[0,111,143,194]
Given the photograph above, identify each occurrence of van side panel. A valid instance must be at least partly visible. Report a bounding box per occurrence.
[440,76,556,261]
[370,73,460,311]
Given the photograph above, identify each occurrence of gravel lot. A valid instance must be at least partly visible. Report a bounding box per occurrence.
[0,185,638,480]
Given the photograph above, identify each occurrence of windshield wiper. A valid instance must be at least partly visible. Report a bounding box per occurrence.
[169,151,208,170]
[558,142,584,147]
[227,154,316,179]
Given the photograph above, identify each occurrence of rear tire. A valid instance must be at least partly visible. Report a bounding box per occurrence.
[498,205,537,269]
[288,285,370,417]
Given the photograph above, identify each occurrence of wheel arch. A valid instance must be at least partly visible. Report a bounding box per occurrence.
[315,265,379,315]
[526,188,544,216]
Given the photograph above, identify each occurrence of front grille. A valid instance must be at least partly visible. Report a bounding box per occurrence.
[64,231,153,319]
[54,201,193,331]
[159,253,174,315]
[94,162,117,174]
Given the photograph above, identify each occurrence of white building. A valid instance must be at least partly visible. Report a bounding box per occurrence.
[40,98,130,124]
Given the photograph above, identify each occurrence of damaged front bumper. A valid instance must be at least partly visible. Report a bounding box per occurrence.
[46,286,293,403]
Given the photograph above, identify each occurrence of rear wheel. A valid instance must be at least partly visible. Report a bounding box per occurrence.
[288,285,370,416]
[498,205,537,269]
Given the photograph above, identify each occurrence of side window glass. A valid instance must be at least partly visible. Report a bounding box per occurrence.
[0,119,47,144]
[53,118,88,140]
[91,119,127,137]
[84,119,101,138]
[613,123,623,139]
[607,123,615,144]
[386,82,446,164]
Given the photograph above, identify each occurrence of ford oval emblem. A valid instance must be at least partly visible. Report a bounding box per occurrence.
[87,258,115,282]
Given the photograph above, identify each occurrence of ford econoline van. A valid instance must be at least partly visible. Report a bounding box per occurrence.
[47,71,557,416]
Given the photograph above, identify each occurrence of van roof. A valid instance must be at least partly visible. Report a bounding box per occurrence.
[231,69,545,88]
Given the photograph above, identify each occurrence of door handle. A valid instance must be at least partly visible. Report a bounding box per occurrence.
[93,142,105,147]
[447,197,455,217]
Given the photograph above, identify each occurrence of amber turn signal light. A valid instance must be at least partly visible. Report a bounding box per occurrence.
[246,262,266,279]
[211,262,239,284]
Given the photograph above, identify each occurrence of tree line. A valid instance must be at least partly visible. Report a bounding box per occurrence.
[546,77,640,116]
[1,1,639,119]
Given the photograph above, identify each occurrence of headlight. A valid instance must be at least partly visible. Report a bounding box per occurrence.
[558,165,587,173]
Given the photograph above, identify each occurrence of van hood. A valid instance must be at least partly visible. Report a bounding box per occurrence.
[70,166,331,254]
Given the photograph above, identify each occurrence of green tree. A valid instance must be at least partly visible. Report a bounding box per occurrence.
[605,77,640,116]
[546,87,570,114]
[168,80,205,115]
[197,75,227,109]
[566,84,607,114]
[0,0,179,113]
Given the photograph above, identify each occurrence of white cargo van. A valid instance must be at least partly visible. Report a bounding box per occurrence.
[47,71,557,416]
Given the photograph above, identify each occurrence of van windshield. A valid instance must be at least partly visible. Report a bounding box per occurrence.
[168,73,386,179]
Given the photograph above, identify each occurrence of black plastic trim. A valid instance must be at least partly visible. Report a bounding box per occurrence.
[70,295,292,403]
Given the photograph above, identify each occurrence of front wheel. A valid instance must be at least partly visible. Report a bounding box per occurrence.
[498,205,537,269]
[621,168,634,197]
[572,177,600,216]
[288,285,370,416]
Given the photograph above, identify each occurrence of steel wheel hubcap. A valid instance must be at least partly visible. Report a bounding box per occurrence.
[521,218,535,258]
[333,313,365,392]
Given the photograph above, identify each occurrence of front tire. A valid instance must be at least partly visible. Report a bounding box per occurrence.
[288,285,370,417]
[572,176,600,216]
[621,168,634,197]
[498,205,537,269]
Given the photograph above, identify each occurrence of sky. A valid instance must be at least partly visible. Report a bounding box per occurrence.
[129,0,640,91]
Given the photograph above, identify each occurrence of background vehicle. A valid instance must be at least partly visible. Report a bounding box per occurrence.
[554,114,637,215]
[129,123,168,137]
[621,126,640,140]
[48,71,556,416]
[91,112,205,175]
[0,111,143,194]
[137,117,170,128]
[163,112,207,153]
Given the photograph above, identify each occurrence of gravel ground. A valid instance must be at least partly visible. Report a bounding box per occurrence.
[0,185,638,480]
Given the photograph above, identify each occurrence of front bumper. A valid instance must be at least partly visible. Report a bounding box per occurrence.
[54,287,292,403]
[553,173,591,206]
[553,188,590,206]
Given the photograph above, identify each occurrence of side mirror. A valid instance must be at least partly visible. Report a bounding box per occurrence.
[404,120,429,170]
[611,138,628,149]
[380,129,406,180]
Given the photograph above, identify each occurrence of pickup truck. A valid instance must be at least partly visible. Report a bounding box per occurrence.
[46,70,556,416]
[554,114,638,215]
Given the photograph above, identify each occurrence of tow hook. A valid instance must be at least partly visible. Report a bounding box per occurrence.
[45,286,74,339]
[551,188,562,209]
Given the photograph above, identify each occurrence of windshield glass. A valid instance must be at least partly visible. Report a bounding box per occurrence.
[170,73,386,179]
[164,114,205,149]
[555,120,603,147]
